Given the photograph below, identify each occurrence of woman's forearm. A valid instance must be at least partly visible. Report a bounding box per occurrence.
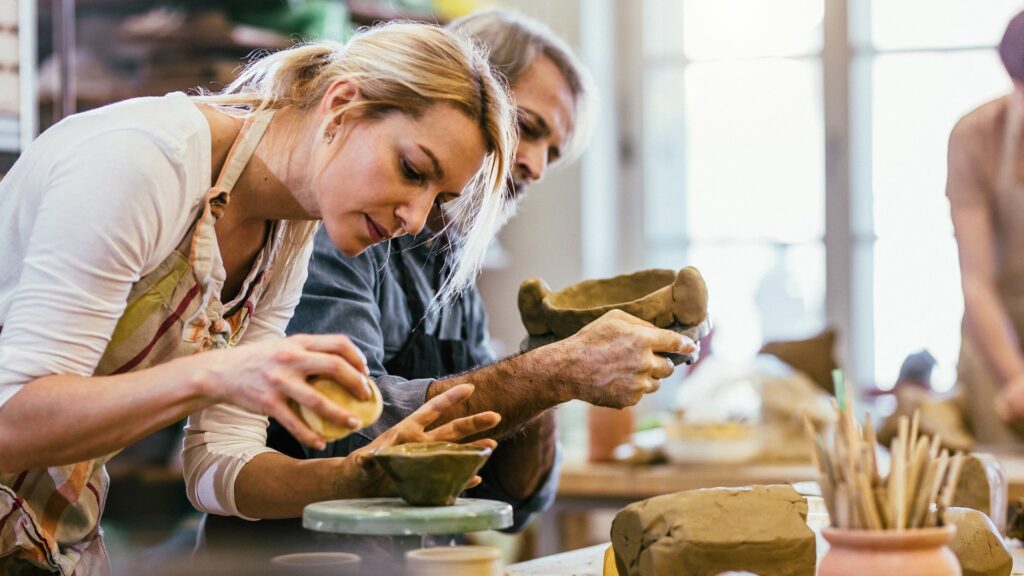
[234,452,354,519]
[963,284,1024,383]
[0,354,214,472]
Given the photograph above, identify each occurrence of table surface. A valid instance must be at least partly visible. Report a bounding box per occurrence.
[555,448,1024,501]
[507,541,1024,576]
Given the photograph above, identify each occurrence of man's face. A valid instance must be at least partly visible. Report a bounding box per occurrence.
[508,53,577,198]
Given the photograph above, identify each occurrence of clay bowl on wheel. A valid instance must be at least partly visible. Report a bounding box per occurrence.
[372,442,492,506]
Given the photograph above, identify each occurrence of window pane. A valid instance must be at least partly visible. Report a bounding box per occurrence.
[871,50,1010,238]
[642,0,686,57]
[872,235,962,392]
[644,0,824,59]
[644,66,687,242]
[681,59,824,242]
[648,242,826,361]
[870,0,1024,51]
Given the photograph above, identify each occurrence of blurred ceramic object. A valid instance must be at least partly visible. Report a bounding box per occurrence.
[944,507,1012,576]
[662,420,762,465]
[672,355,834,463]
[589,405,635,463]
[270,552,360,575]
[819,525,961,576]
[951,453,1008,534]
[405,545,501,576]
[372,442,491,506]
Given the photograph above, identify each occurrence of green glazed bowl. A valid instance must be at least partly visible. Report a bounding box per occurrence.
[372,442,492,506]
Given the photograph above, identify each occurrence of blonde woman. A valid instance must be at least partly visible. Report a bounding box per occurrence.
[0,22,513,575]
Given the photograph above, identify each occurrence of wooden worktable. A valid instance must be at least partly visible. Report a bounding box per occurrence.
[508,542,1024,576]
[536,449,1024,556]
[556,448,1024,500]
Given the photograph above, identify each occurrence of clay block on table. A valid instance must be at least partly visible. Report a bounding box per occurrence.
[946,507,1012,576]
[610,484,815,576]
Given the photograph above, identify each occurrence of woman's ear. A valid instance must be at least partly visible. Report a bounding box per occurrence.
[319,78,362,130]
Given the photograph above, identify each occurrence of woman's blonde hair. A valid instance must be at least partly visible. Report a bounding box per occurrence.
[450,9,595,166]
[197,22,515,305]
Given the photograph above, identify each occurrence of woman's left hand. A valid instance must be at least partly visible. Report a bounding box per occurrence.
[339,383,500,498]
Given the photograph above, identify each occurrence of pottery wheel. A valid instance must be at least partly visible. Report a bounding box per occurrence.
[303,498,513,536]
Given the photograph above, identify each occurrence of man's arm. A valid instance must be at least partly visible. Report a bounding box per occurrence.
[460,292,558,520]
[426,309,695,437]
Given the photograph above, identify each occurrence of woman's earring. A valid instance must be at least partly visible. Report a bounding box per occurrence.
[323,131,335,145]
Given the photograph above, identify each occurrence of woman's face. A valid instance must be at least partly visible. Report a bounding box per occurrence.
[314,104,487,256]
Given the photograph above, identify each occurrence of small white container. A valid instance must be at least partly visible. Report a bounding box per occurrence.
[405,545,502,576]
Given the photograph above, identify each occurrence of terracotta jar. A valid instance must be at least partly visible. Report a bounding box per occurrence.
[818,525,961,576]
[588,405,635,462]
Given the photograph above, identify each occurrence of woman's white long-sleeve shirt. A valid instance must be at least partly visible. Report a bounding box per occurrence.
[0,92,307,518]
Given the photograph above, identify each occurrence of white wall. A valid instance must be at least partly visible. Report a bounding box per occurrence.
[480,0,618,355]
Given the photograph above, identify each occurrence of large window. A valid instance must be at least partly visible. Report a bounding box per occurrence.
[642,0,826,360]
[855,1,1018,390]
[636,0,1022,389]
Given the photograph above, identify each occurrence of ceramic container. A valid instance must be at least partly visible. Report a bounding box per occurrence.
[405,545,502,576]
[661,419,762,465]
[588,405,635,462]
[818,525,961,576]
[270,552,361,575]
[373,442,492,506]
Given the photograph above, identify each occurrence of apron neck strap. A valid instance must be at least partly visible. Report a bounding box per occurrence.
[214,110,275,196]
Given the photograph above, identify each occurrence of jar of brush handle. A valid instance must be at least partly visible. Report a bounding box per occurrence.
[818,525,960,576]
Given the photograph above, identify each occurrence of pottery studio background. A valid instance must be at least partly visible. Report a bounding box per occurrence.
[2,0,1021,568]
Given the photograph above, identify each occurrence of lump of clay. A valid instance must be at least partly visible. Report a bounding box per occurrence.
[610,485,814,576]
[518,267,708,339]
[952,453,1008,534]
[297,376,383,442]
[945,507,1012,576]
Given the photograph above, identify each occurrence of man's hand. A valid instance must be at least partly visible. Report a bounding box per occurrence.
[560,309,697,408]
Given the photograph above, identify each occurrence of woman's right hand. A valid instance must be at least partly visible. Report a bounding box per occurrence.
[197,334,372,450]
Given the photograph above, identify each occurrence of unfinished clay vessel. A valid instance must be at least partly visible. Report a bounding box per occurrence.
[372,442,492,506]
[518,267,708,338]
